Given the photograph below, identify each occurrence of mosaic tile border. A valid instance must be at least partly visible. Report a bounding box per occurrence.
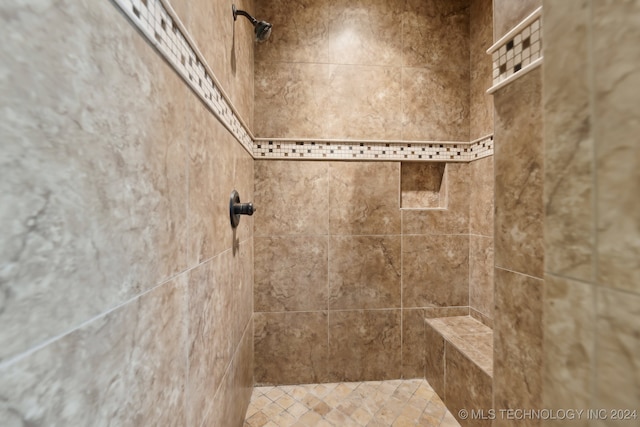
[487,6,543,94]
[254,135,494,162]
[112,0,494,162]
[112,0,254,154]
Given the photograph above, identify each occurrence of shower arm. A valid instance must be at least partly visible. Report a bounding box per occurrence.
[232,5,257,25]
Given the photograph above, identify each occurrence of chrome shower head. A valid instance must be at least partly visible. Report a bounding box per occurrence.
[232,5,272,42]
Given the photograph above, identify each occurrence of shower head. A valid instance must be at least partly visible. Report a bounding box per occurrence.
[232,5,272,42]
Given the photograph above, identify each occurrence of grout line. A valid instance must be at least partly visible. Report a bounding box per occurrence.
[494,265,544,282]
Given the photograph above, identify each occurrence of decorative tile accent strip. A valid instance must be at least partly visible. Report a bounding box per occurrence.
[112,0,495,162]
[112,0,253,154]
[468,134,494,160]
[487,6,543,94]
[254,136,494,162]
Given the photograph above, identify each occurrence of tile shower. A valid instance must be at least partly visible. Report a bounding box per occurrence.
[1,1,638,427]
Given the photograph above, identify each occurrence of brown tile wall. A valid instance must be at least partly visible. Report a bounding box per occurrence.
[254,0,470,141]
[491,0,544,421]
[0,1,255,426]
[493,66,544,426]
[254,160,472,384]
[542,0,640,423]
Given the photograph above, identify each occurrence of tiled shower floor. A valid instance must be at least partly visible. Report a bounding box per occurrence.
[243,379,461,427]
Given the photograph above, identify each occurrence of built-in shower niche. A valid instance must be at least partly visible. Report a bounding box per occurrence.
[400,162,448,209]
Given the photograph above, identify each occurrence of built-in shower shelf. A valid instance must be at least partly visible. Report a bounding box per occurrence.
[400,162,448,209]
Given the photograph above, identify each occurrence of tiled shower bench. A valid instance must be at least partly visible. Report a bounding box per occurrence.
[425,316,493,427]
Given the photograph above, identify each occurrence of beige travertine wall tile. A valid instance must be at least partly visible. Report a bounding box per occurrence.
[328,0,403,66]
[188,97,235,263]
[445,344,492,427]
[254,62,330,138]
[255,0,329,63]
[402,309,426,379]
[205,322,254,427]
[425,322,446,397]
[254,312,329,385]
[0,0,190,362]
[403,235,469,308]
[542,274,594,427]
[493,0,540,41]
[402,163,470,235]
[402,66,470,141]
[543,0,594,282]
[184,0,255,129]
[254,160,329,236]
[255,236,328,312]
[327,65,403,140]
[254,0,471,141]
[329,162,400,235]
[469,156,494,236]
[469,235,494,319]
[494,68,544,279]
[232,238,254,349]
[593,0,640,294]
[188,252,233,427]
[470,0,494,140]
[402,0,469,71]
[470,308,493,329]
[593,288,640,421]
[494,268,543,425]
[328,310,401,381]
[0,277,187,426]
[329,236,401,309]
[232,136,255,244]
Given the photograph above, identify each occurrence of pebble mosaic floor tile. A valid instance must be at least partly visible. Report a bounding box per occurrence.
[244,379,461,427]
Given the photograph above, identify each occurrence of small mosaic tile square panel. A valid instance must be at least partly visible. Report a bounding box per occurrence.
[244,379,461,427]
[489,7,543,90]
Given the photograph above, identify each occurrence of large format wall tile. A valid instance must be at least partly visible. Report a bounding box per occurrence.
[543,275,594,425]
[232,239,254,350]
[593,0,640,294]
[470,0,494,140]
[254,160,329,236]
[403,308,426,379]
[403,0,470,71]
[255,236,328,312]
[255,0,329,63]
[424,322,446,397]
[188,97,235,263]
[329,236,401,309]
[254,312,329,385]
[445,345,492,427]
[469,235,494,319]
[594,288,640,420]
[469,156,494,237]
[494,69,544,278]
[493,0,540,40]
[328,310,401,381]
[205,321,254,427]
[328,0,403,66]
[403,235,469,308]
[327,65,403,140]
[402,66,470,141]
[494,268,543,424]
[543,0,594,282]
[0,0,189,362]
[254,62,330,138]
[188,252,233,427]
[0,277,187,426]
[329,162,400,235]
